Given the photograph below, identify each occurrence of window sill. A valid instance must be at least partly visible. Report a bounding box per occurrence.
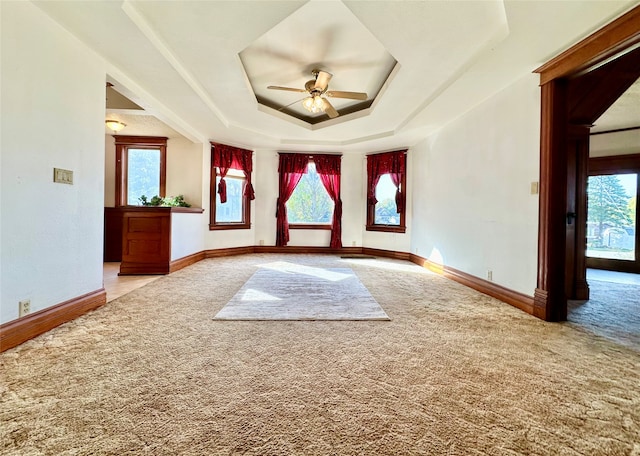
[366,224,406,234]
[115,206,204,214]
[209,223,251,231]
[289,224,332,230]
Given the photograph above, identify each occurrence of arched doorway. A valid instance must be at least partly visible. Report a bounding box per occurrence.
[533,5,640,321]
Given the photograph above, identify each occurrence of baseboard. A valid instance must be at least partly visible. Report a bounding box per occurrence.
[410,254,535,315]
[253,245,362,255]
[205,246,256,258]
[170,251,206,272]
[363,247,411,261]
[0,288,107,353]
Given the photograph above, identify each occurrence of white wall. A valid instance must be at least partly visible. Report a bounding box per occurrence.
[590,129,640,157]
[104,136,116,207]
[252,151,278,246]
[171,212,205,261]
[1,2,106,324]
[166,137,203,208]
[410,74,540,295]
[340,153,366,248]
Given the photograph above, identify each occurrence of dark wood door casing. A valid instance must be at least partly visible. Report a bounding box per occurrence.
[567,126,590,301]
[533,5,640,321]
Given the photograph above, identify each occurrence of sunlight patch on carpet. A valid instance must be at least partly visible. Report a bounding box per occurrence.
[213,266,390,321]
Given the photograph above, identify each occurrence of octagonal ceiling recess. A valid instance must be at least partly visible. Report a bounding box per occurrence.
[239,1,397,128]
[34,0,639,152]
[116,0,510,145]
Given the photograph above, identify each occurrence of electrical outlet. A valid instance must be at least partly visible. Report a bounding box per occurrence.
[487,270,493,281]
[259,239,264,246]
[19,300,31,317]
[352,241,356,247]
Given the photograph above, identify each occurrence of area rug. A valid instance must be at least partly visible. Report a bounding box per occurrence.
[213,261,390,320]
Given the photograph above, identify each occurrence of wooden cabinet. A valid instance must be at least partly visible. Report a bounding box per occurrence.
[104,206,203,275]
[120,207,172,274]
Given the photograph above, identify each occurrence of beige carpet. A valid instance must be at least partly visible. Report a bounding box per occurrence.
[214,262,389,320]
[568,278,640,350]
[1,254,639,455]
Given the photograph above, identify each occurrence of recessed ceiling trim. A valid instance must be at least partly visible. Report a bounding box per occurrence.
[341,130,396,146]
[366,62,400,113]
[121,0,229,128]
[279,129,395,147]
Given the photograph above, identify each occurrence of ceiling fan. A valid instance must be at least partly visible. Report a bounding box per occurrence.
[267,69,367,119]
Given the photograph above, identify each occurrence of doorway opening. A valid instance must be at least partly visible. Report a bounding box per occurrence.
[534,5,640,321]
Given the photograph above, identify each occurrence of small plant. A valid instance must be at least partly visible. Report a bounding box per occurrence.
[162,195,191,207]
[150,195,164,206]
[138,194,191,207]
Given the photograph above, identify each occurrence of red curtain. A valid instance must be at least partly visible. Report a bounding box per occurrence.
[211,143,255,203]
[367,150,406,214]
[276,153,309,246]
[314,154,342,248]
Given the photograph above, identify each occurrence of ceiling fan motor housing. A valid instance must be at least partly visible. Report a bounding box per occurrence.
[305,80,321,93]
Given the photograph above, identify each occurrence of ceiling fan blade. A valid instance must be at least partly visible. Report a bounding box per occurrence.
[322,98,339,119]
[267,85,306,93]
[325,90,367,100]
[314,71,333,91]
[277,97,308,112]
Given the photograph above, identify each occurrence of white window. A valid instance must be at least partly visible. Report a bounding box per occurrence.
[374,174,400,226]
[127,148,162,205]
[287,162,334,224]
[213,168,248,225]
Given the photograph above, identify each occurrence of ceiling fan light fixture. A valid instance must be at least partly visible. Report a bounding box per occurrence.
[105,119,126,132]
[302,95,325,114]
[302,96,314,111]
[267,69,367,120]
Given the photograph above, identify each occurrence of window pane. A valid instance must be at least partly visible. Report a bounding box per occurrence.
[374,174,399,225]
[216,175,244,223]
[128,148,161,204]
[287,162,334,223]
[587,173,636,261]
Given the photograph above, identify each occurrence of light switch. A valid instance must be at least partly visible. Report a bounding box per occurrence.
[530,181,539,195]
[54,168,73,185]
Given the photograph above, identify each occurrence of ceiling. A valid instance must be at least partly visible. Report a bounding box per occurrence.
[37,0,638,152]
[593,77,640,133]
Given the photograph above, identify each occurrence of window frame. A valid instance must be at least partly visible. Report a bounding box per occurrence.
[288,159,333,230]
[209,166,251,230]
[114,135,167,207]
[366,152,407,234]
[586,153,640,273]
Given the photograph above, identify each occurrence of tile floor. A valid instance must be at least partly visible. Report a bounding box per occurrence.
[586,268,640,285]
[103,262,161,302]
